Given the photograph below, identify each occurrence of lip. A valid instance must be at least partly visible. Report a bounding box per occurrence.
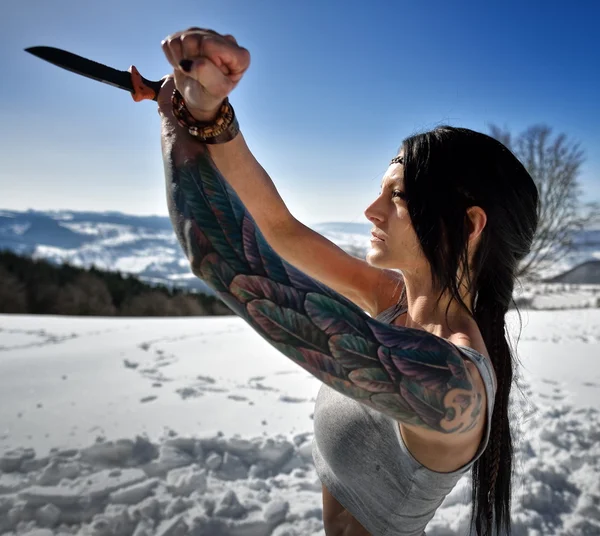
[370,232,385,242]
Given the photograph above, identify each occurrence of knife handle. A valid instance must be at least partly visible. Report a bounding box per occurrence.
[128,66,162,102]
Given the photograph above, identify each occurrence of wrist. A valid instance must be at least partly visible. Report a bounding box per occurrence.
[187,104,222,123]
[172,89,239,145]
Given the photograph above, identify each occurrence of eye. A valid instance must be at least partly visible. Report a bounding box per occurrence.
[392,190,406,200]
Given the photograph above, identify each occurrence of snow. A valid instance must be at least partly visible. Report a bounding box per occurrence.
[0,307,599,535]
[57,223,122,237]
[0,224,31,237]
[31,246,178,280]
[514,283,600,310]
[112,255,175,275]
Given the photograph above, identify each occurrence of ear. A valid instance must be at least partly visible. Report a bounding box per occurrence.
[466,206,487,245]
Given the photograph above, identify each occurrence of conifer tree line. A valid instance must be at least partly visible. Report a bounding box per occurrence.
[0,251,232,316]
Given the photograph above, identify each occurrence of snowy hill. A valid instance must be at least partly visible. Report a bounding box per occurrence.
[0,210,210,294]
[0,211,378,294]
[1,210,600,293]
[546,259,600,284]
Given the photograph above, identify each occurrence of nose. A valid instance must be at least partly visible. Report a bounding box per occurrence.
[364,197,385,226]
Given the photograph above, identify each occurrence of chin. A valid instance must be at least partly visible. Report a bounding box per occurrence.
[366,248,388,268]
[366,247,405,271]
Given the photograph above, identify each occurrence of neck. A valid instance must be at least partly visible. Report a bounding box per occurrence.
[402,272,476,341]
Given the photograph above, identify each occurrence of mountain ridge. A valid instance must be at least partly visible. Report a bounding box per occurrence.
[1,209,599,291]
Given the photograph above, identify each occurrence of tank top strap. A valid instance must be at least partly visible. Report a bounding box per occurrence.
[454,344,498,395]
[374,285,407,324]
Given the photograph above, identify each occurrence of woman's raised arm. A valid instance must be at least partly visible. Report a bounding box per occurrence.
[160,29,403,317]
[157,75,482,436]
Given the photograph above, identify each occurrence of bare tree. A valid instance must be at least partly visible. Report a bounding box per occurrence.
[120,291,174,316]
[170,293,206,315]
[55,273,116,316]
[489,124,599,280]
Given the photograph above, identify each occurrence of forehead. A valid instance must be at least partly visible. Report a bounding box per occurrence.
[381,165,404,188]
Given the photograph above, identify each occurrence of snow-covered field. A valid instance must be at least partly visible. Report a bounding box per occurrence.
[0,309,599,535]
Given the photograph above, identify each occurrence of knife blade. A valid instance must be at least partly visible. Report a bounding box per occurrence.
[25,46,162,102]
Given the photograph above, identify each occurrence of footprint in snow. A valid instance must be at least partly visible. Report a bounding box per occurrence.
[246,381,279,392]
[154,351,178,367]
[176,387,204,400]
[196,385,228,393]
[279,395,308,403]
[541,379,559,386]
[197,375,216,383]
[142,371,172,383]
[156,360,177,368]
[228,395,249,402]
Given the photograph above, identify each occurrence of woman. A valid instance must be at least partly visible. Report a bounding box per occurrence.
[158,28,538,536]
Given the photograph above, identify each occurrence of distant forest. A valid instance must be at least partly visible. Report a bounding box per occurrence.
[0,251,232,317]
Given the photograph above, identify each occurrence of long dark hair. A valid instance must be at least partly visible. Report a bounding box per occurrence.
[400,126,539,535]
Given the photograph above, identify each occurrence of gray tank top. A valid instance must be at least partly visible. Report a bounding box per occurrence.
[312,299,497,536]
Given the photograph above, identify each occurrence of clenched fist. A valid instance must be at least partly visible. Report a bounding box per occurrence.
[161,28,251,121]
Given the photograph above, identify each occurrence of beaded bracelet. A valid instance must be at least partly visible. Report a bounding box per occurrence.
[171,88,240,144]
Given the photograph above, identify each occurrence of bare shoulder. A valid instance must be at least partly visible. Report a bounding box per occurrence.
[399,352,488,472]
[393,322,492,470]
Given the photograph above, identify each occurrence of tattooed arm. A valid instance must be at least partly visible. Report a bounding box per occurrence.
[158,86,482,436]
[194,136,401,317]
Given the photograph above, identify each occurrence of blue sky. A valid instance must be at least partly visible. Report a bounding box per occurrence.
[1,0,599,225]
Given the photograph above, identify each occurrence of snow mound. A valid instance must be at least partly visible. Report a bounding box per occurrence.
[0,432,322,536]
[1,384,599,536]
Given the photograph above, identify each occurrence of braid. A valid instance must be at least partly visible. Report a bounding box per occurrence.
[471,290,513,535]
[486,307,505,528]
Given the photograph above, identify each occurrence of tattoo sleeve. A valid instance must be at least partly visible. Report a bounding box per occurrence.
[161,125,481,435]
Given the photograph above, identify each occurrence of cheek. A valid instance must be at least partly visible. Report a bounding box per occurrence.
[393,211,416,242]
[391,213,422,256]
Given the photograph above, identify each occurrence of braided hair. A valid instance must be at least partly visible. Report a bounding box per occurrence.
[400,126,539,535]
[471,277,515,534]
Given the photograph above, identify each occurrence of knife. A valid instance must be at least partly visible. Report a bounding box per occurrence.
[25,46,163,102]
